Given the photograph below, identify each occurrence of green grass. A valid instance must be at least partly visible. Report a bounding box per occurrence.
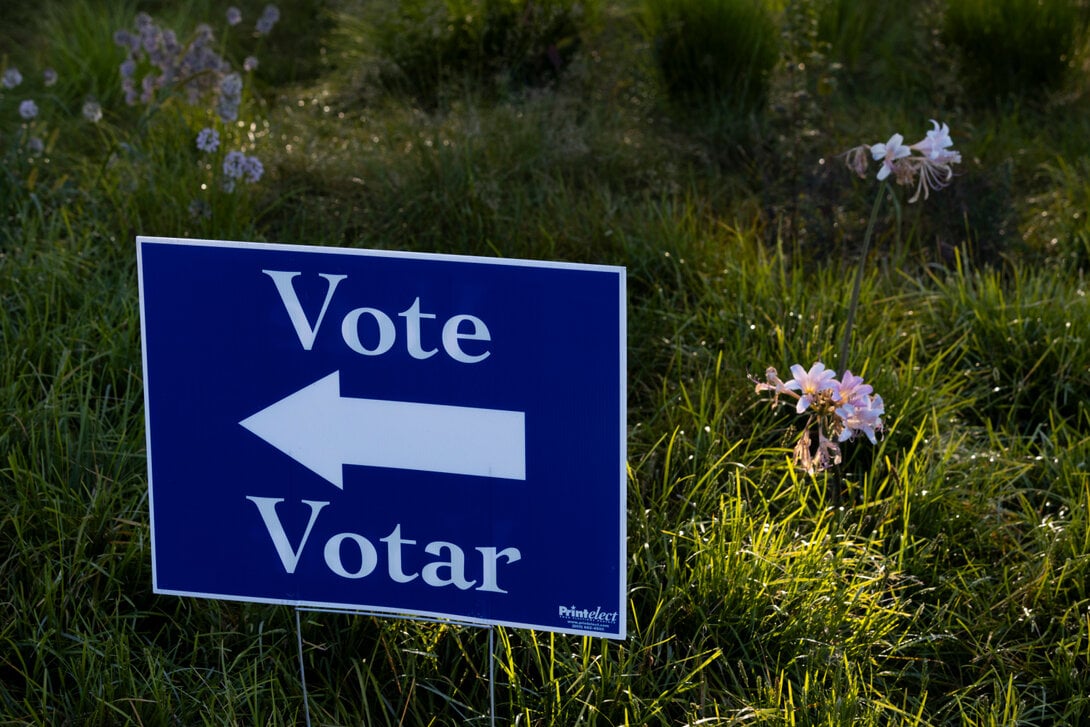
[3,0,1090,724]
[640,0,780,115]
[943,0,1090,105]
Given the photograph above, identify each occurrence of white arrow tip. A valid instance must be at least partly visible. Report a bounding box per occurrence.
[239,371,346,489]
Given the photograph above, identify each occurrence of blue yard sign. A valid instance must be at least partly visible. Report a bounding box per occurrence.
[137,236,626,638]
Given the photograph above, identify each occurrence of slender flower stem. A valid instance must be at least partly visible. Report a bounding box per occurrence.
[838,182,887,375]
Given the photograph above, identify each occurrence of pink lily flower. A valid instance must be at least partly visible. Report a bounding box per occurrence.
[870,133,911,181]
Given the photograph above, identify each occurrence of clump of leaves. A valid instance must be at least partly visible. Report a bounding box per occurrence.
[943,0,1090,104]
[341,0,596,107]
[641,0,780,116]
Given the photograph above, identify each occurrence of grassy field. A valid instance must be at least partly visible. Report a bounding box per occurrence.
[3,0,1090,724]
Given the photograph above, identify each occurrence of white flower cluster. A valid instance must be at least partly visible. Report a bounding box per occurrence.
[844,120,961,203]
[2,64,101,160]
[2,67,24,89]
[114,14,227,107]
[195,127,264,194]
[753,362,884,474]
[222,149,264,188]
[113,7,276,120]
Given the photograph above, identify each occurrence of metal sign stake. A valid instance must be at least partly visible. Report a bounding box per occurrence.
[294,606,499,725]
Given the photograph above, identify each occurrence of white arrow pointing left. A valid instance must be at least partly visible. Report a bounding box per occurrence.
[239,371,526,489]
